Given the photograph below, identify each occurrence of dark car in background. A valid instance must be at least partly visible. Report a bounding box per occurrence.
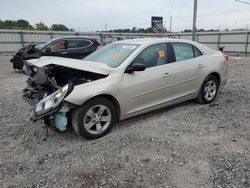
[10,37,101,70]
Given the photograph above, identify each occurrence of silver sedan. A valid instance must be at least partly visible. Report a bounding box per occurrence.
[24,38,228,139]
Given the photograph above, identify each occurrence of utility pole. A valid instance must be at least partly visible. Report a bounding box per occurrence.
[192,0,198,41]
[170,16,172,33]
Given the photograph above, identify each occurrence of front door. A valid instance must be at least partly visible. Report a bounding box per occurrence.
[119,43,174,118]
[44,40,67,57]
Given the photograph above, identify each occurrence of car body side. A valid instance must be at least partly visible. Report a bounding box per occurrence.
[64,38,228,121]
[11,37,101,71]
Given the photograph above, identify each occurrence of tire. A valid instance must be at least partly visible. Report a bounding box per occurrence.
[196,75,219,104]
[71,97,116,139]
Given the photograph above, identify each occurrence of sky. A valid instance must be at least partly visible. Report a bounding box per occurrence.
[0,0,250,32]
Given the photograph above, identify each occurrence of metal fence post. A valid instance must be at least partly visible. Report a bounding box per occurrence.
[19,31,24,47]
[100,33,103,44]
[196,34,199,42]
[217,33,221,50]
[50,32,53,39]
[245,32,249,55]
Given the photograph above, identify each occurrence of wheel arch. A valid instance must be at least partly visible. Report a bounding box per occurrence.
[196,71,221,104]
[208,72,221,86]
[197,71,221,98]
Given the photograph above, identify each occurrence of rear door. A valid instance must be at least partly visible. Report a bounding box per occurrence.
[171,42,203,99]
[66,39,93,59]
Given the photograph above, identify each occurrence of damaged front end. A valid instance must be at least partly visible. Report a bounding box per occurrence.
[23,60,107,131]
[32,83,74,131]
[10,43,41,71]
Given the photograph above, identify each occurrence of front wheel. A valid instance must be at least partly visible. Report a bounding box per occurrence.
[197,75,219,104]
[71,97,116,139]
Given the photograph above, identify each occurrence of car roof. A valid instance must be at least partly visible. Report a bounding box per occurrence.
[54,37,97,41]
[115,37,216,54]
[115,38,195,45]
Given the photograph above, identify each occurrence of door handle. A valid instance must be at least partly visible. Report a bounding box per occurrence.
[163,73,172,78]
[197,64,205,68]
[61,51,67,54]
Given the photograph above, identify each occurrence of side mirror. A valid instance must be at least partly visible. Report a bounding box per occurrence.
[45,47,52,52]
[125,63,146,74]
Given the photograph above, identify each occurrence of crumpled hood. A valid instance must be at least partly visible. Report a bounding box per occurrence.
[27,56,110,75]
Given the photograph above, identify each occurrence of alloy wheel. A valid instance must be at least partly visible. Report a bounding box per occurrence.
[83,105,112,135]
[204,80,217,101]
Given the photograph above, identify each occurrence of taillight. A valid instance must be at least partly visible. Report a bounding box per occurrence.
[96,45,103,50]
[223,53,229,61]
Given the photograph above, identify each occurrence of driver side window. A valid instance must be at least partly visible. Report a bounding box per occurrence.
[132,43,168,68]
[49,40,66,51]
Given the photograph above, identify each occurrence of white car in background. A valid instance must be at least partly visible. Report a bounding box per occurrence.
[23,38,229,139]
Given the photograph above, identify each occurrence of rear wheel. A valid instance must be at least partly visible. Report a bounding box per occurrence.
[72,97,116,139]
[197,75,219,104]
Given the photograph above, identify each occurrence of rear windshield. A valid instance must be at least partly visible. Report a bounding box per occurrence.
[83,43,139,68]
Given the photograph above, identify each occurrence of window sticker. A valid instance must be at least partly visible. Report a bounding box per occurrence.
[159,50,165,58]
[114,53,122,59]
[122,45,137,49]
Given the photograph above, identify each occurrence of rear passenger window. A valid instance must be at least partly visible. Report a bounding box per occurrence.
[67,40,91,48]
[172,42,203,62]
[193,46,203,57]
[172,43,194,61]
[82,40,92,46]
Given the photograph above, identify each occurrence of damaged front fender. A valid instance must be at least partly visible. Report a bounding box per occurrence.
[22,58,108,131]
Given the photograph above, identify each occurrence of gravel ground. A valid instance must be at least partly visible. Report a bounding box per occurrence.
[0,56,249,188]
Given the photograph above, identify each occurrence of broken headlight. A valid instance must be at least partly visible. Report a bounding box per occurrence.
[33,83,73,119]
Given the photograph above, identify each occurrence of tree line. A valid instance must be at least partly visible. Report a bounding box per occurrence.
[103,27,155,33]
[0,19,72,31]
[0,21,156,33]
[0,19,231,33]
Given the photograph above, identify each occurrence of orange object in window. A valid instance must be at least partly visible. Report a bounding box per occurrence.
[114,53,122,59]
[159,50,165,58]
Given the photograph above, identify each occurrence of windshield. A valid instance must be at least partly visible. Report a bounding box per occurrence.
[35,39,55,50]
[83,43,139,68]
